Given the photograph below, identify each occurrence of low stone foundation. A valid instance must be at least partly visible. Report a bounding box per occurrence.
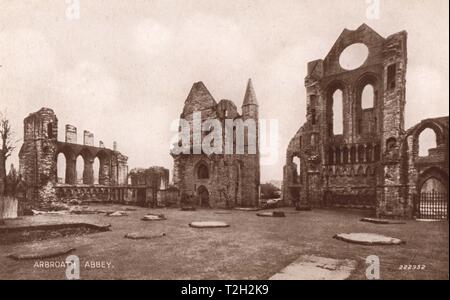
[0,222,111,245]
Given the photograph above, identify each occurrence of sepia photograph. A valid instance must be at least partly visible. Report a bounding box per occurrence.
[0,0,448,288]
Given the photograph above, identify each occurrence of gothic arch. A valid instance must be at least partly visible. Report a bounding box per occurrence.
[326,80,347,137]
[195,160,210,179]
[401,119,448,164]
[357,165,364,176]
[411,120,445,145]
[197,185,210,207]
[55,144,75,161]
[354,72,380,106]
[416,167,448,194]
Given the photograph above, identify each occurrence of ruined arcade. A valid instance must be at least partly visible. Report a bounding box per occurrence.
[18,108,129,206]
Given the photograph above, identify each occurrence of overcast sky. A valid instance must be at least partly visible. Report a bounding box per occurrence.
[0,0,448,182]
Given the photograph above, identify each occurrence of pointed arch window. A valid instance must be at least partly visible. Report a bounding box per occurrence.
[197,164,209,179]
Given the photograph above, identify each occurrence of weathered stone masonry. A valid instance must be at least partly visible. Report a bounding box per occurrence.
[171,79,260,208]
[282,24,448,218]
[18,108,129,206]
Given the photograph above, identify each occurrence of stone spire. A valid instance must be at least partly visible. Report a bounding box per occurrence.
[242,78,258,107]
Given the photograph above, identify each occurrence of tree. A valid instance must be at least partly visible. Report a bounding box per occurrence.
[0,111,16,195]
[5,164,20,196]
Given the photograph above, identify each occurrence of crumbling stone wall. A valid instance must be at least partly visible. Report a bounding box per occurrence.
[18,108,58,205]
[18,108,129,207]
[397,117,449,217]
[129,166,175,207]
[171,80,260,208]
[282,24,448,218]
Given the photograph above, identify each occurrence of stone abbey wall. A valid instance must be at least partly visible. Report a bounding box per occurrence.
[13,24,448,218]
[282,24,448,218]
[18,108,129,207]
[171,80,260,208]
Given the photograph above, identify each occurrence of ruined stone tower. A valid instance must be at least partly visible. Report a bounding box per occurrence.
[171,79,260,208]
[19,108,59,203]
[282,24,448,219]
[377,28,408,217]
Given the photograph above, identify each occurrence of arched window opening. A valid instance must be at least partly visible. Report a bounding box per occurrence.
[332,90,343,135]
[57,153,66,184]
[197,163,209,179]
[76,155,84,184]
[421,177,447,194]
[293,156,301,183]
[361,84,375,109]
[418,128,437,157]
[197,185,210,207]
[93,157,100,185]
[387,64,396,90]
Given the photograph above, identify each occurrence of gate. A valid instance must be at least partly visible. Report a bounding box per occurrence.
[418,191,448,219]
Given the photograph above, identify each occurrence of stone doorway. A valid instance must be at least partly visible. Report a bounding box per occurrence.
[136,188,146,206]
[197,185,210,208]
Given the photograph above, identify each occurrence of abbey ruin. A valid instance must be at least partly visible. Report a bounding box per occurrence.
[17,108,174,210]
[9,25,448,219]
[1,0,449,282]
[282,24,448,219]
[171,80,260,208]
[14,78,261,212]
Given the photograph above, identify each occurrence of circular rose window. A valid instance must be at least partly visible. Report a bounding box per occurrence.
[339,43,369,70]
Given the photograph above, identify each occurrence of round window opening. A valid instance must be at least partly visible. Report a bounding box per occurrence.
[339,43,369,70]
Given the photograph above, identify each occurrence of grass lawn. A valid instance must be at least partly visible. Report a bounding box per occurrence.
[0,204,448,280]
